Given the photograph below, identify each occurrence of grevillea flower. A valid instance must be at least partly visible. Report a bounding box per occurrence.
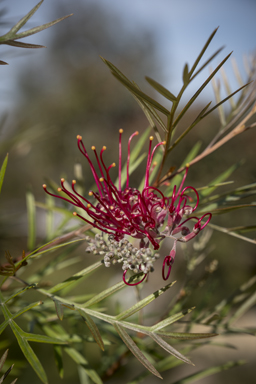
[43,130,211,285]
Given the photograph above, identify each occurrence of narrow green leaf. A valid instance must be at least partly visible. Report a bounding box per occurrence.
[227,225,256,233]
[54,301,64,321]
[171,360,245,384]
[12,302,42,320]
[0,349,8,371]
[4,284,37,304]
[26,189,36,251]
[199,203,256,215]
[164,140,202,195]
[11,15,72,41]
[207,222,256,245]
[135,97,167,132]
[190,46,224,81]
[64,347,103,384]
[150,307,195,332]
[0,154,8,194]
[183,63,190,85]
[112,72,170,116]
[101,57,168,129]
[202,82,250,119]
[149,333,193,365]
[113,323,162,379]
[45,194,54,241]
[8,0,44,35]
[116,281,176,320]
[200,162,242,197]
[0,320,8,336]
[22,331,67,345]
[145,76,177,102]
[220,67,236,108]
[173,52,233,129]
[228,290,256,326]
[48,261,102,294]
[5,40,45,48]
[10,322,47,383]
[78,310,104,351]
[188,27,219,78]
[156,331,218,340]
[54,346,63,378]
[168,102,211,153]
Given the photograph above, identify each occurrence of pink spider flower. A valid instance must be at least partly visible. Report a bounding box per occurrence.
[43,130,211,285]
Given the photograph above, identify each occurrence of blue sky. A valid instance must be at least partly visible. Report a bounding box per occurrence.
[0,0,256,112]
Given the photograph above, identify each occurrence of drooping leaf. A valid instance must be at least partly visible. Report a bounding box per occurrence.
[149,333,193,365]
[111,72,170,116]
[113,323,162,379]
[78,310,104,351]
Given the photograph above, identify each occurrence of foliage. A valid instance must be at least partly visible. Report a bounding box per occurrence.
[0,3,255,384]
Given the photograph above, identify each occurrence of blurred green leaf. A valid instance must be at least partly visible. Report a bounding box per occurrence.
[156,331,217,340]
[0,154,8,194]
[26,189,36,251]
[183,63,190,85]
[188,27,219,78]
[10,322,47,384]
[116,281,176,320]
[54,346,63,379]
[78,310,104,351]
[171,360,245,384]
[48,260,102,294]
[149,333,193,365]
[150,307,195,332]
[112,72,170,115]
[145,76,177,102]
[202,82,250,119]
[200,161,242,197]
[113,323,162,379]
[54,300,64,321]
[8,0,44,35]
[173,52,232,129]
[64,347,103,384]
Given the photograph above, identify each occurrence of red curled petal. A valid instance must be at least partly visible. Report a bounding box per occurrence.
[162,255,172,281]
[198,212,212,229]
[123,269,148,286]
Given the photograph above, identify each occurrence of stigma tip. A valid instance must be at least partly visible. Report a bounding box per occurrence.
[149,136,154,141]
[42,184,47,188]
[119,128,123,133]
[72,180,76,184]
[77,135,82,140]
[91,146,96,151]
[61,178,65,182]
[73,212,77,216]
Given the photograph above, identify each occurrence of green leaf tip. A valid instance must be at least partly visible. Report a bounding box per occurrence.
[145,76,177,102]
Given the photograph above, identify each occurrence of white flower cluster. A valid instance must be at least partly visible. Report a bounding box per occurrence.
[85,234,160,274]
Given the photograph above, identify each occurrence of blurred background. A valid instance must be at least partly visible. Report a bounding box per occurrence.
[0,0,255,383]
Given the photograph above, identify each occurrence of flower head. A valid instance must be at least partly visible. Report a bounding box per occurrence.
[43,130,211,285]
